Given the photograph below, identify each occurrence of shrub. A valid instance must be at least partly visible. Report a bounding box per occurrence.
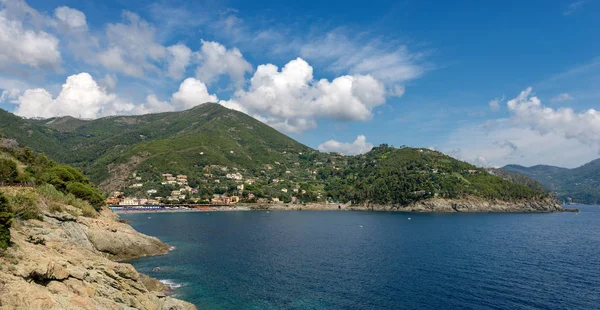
[9,192,42,221]
[0,192,12,250]
[0,159,18,184]
[65,182,104,210]
[38,184,97,217]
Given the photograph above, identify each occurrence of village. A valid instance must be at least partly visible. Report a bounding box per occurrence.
[104,157,330,207]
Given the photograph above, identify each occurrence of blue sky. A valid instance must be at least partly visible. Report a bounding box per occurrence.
[1,0,599,168]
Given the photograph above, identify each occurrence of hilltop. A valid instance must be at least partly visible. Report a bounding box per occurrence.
[502,159,600,204]
[0,104,561,211]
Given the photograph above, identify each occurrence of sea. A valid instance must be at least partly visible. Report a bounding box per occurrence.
[121,205,600,310]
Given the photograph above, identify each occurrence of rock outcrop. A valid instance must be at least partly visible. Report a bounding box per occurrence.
[248,196,564,212]
[0,205,196,310]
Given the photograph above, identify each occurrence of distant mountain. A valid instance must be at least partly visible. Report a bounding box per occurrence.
[0,104,554,208]
[502,160,600,204]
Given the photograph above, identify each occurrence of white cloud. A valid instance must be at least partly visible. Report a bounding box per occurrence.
[550,93,573,103]
[318,135,374,155]
[14,73,117,118]
[98,74,117,91]
[300,30,426,86]
[98,11,167,77]
[488,96,504,111]
[507,87,600,149]
[440,88,600,168]
[0,9,61,69]
[166,44,192,79]
[98,47,144,77]
[12,73,219,118]
[0,88,20,103]
[195,40,252,87]
[221,57,385,133]
[171,77,218,110]
[54,6,87,30]
[441,121,598,168]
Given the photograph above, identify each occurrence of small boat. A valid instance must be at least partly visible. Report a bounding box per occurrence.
[152,267,161,272]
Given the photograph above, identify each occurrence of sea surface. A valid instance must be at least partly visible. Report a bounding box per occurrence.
[122,205,600,310]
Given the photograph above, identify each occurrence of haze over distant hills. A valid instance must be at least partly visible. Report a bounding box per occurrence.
[502,159,600,204]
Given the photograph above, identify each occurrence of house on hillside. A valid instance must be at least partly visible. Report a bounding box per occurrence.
[119,198,139,206]
[106,197,121,205]
[226,173,243,180]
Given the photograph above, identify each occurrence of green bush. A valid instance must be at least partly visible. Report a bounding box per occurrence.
[38,184,97,217]
[9,192,42,221]
[0,192,12,250]
[0,159,18,184]
[65,182,104,210]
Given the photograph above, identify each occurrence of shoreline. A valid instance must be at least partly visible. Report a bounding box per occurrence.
[114,199,569,214]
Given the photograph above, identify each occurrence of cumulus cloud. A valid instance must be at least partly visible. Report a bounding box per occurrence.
[0,9,61,69]
[54,6,87,30]
[171,77,218,110]
[440,121,598,168]
[13,72,218,119]
[98,74,117,91]
[440,88,600,168]
[14,73,118,118]
[195,40,252,87]
[98,11,167,77]
[318,135,374,155]
[550,93,573,103]
[507,87,600,149]
[0,88,20,103]
[166,44,192,79]
[220,58,386,133]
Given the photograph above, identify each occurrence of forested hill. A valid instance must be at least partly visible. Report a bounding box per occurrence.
[1,104,552,206]
[0,103,311,190]
[502,160,600,204]
[320,145,551,205]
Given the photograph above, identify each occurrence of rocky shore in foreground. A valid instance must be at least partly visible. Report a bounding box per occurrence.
[0,194,196,309]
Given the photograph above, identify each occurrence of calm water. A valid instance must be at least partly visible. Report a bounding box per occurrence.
[122,206,600,310]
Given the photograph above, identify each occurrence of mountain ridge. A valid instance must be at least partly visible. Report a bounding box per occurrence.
[1,104,560,210]
[501,159,600,204]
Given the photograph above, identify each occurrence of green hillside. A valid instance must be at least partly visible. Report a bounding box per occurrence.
[502,160,600,204]
[0,104,552,205]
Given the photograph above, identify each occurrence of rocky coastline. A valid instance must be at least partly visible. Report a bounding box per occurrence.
[0,201,196,309]
[245,196,565,213]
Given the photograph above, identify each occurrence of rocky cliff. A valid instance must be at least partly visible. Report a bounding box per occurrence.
[0,189,196,310]
[248,196,564,212]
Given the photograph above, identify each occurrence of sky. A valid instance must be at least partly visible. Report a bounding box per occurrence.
[1,0,599,168]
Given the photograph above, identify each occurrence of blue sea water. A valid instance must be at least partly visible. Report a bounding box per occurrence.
[122,206,600,310]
